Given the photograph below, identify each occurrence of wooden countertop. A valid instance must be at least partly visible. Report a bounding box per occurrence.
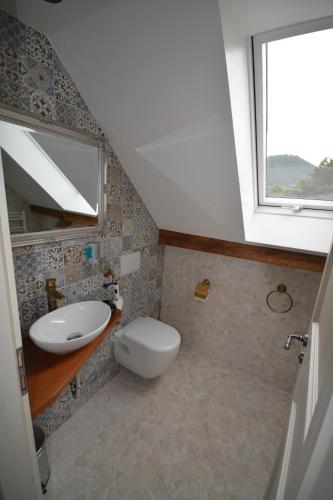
[23,309,121,418]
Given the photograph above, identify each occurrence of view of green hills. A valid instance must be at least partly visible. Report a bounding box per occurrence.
[266,155,333,201]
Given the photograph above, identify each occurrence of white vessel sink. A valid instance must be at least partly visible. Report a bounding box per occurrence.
[29,301,111,355]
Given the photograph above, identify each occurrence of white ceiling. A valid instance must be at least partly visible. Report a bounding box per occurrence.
[14,0,245,242]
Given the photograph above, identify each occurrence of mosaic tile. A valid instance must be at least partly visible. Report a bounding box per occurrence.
[75,89,89,111]
[123,202,134,220]
[109,205,122,236]
[64,282,86,304]
[29,90,54,118]
[99,236,121,264]
[110,220,122,236]
[147,299,160,318]
[80,275,102,295]
[53,51,69,77]
[0,76,29,110]
[33,407,53,438]
[0,11,26,50]
[41,246,63,271]
[143,231,155,246]
[147,275,157,293]
[52,385,71,414]
[26,26,53,67]
[0,46,27,83]
[132,203,144,218]
[96,123,105,137]
[63,245,83,265]
[54,99,77,126]
[120,274,132,295]
[122,217,134,237]
[143,243,160,259]
[110,163,124,187]
[131,232,144,250]
[156,274,163,290]
[130,270,144,292]
[54,70,76,105]
[18,293,47,335]
[108,185,122,204]
[24,55,53,96]
[109,236,122,257]
[1,8,161,438]
[64,263,83,285]
[108,202,122,219]
[13,249,42,275]
[109,148,121,168]
[16,271,44,301]
[123,173,137,202]
[76,109,97,134]
[82,373,107,401]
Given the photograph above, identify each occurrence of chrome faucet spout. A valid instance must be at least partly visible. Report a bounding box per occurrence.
[284,334,308,351]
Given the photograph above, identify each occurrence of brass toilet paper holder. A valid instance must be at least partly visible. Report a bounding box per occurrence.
[194,279,210,300]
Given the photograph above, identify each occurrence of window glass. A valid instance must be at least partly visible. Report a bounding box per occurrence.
[265,28,333,203]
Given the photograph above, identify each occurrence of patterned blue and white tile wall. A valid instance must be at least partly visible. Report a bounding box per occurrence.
[0,9,164,435]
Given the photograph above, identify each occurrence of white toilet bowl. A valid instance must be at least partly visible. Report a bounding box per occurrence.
[114,316,181,378]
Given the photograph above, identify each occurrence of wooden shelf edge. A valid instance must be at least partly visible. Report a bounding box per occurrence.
[159,229,326,273]
[24,309,121,418]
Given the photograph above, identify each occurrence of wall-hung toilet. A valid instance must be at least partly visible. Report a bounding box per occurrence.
[114,317,181,378]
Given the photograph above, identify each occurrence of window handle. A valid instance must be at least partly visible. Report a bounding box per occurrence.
[281,205,303,213]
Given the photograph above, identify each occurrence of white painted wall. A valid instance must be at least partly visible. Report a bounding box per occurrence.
[218,0,333,253]
[15,0,245,242]
[14,0,333,250]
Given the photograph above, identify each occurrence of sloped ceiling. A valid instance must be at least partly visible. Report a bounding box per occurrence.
[14,0,244,242]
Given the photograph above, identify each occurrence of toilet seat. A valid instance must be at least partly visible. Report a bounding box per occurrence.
[122,317,180,352]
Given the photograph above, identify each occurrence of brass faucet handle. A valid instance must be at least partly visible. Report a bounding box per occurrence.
[103,267,114,278]
[45,278,56,288]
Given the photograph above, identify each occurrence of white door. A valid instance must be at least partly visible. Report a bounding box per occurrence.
[265,242,333,500]
[0,149,42,500]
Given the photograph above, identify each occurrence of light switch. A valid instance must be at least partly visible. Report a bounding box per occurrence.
[120,251,141,276]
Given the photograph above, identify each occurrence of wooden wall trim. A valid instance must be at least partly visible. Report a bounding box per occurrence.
[31,205,97,227]
[158,229,326,272]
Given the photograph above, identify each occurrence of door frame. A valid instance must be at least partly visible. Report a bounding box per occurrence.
[265,242,333,500]
[0,149,42,500]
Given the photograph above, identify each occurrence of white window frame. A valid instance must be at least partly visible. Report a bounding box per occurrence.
[253,16,333,213]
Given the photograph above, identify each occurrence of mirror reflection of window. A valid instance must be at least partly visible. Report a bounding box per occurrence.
[0,120,100,235]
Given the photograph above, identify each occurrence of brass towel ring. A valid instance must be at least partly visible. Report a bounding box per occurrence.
[266,284,293,313]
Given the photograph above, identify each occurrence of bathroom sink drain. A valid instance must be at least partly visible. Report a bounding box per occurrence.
[66,333,83,341]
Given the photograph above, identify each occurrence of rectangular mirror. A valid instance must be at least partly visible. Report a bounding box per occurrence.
[0,106,105,247]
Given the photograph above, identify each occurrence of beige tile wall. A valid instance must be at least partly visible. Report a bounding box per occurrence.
[161,246,322,393]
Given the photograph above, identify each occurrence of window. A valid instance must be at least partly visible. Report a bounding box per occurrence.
[253,18,333,212]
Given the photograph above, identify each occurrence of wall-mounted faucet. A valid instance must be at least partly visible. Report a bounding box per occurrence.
[45,278,65,312]
[284,334,308,351]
